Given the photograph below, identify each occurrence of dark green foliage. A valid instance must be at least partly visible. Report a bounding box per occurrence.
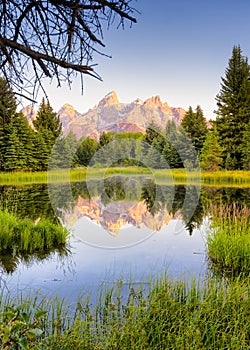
[0,77,18,170]
[99,131,112,147]
[50,131,78,169]
[215,45,250,169]
[76,137,99,166]
[161,141,180,168]
[181,105,208,154]
[144,140,162,168]
[0,77,17,126]
[241,121,250,170]
[200,128,223,171]
[32,98,63,170]
[34,98,62,142]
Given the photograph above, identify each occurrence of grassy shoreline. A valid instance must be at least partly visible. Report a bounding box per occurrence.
[0,168,249,186]
[1,276,250,349]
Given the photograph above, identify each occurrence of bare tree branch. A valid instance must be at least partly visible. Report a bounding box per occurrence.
[0,0,138,102]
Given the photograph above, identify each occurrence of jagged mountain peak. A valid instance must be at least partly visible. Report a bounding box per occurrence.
[58,103,76,115]
[58,92,187,138]
[22,91,188,139]
[98,90,119,108]
[144,95,163,107]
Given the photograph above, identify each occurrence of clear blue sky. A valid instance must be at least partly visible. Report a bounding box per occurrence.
[41,0,250,120]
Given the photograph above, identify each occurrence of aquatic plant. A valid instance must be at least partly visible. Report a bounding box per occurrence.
[1,276,250,349]
[0,211,69,273]
[207,204,250,276]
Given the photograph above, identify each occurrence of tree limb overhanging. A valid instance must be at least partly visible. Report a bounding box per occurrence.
[0,0,137,101]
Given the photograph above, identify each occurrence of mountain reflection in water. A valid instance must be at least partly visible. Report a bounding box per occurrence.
[0,177,249,298]
[53,177,203,237]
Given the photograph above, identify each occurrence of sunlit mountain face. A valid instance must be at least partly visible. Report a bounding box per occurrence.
[22,91,187,140]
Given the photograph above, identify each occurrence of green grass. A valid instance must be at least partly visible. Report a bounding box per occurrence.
[0,168,249,186]
[0,211,69,273]
[207,204,250,276]
[1,276,250,349]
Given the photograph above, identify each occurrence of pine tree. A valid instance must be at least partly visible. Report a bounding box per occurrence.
[181,105,208,154]
[13,113,37,171]
[33,98,62,170]
[242,122,250,170]
[164,120,183,168]
[161,140,180,169]
[0,77,17,170]
[144,139,162,169]
[200,128,224,171]
[3,120,26,171]
[34,98,62,142]
[215,45,250,169]
[0,77,17,126]
[144,122,162,146]
[76,137,99,166]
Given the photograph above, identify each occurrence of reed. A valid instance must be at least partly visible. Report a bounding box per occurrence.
[0,211,69,273]
[1,276,250,349]
[207,204,250,276]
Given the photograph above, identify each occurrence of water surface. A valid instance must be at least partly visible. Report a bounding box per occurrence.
[0,177,249,300]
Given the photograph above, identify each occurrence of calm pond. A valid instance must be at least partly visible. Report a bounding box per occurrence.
[0,176,249,301]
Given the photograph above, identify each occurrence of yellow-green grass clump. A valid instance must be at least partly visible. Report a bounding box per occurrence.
[0,211,68,256]
[207,204,250,276]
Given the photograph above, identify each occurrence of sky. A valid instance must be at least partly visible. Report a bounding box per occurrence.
[39,0,250,120]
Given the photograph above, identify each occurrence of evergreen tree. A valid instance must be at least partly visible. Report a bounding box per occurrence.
[33,132,51,171]
[33,98,62,170]
[3,120,26,171]
[49,131,78,169]
[99,132,112,147]
[143,122,164,165]
[200,128,223,171]
[144,140,162,169]
[76,137,99,166]
[144,122,162,146]
[13,113,37,171]
[0,77,17,170]
[242,122,250,170]
[0,77,17,126]
[215,45,250,169]
[164,120,183,168]
[161,140,180,168]
[181,105,208,154]
[34,98,62,142]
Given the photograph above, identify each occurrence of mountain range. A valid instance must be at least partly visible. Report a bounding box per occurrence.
[22,91,187,139]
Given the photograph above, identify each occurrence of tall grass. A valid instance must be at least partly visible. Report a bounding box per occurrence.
[1,276,250,349]
[207,204,250,276]
[0,211,69,273]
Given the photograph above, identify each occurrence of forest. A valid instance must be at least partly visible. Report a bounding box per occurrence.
[0,45,249,172]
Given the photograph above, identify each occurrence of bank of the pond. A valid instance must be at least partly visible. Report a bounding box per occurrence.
[1,276,250,349]
[207,204,250,276]
[0,168,249,186]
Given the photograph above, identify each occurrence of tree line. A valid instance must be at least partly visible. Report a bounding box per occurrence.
[0,45,249,172]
